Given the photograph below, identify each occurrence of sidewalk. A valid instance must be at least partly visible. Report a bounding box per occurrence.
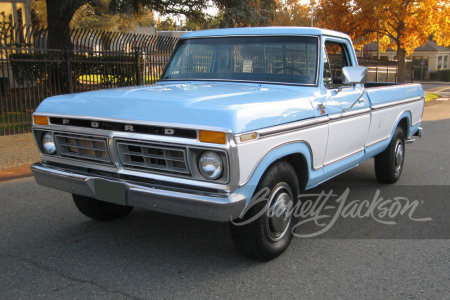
[415,81,450,85]
[0,132,40,182]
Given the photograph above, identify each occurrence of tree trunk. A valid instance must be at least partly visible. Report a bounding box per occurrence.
[45,0,89,94]
[46,0,89,49]
[396,47,407,83]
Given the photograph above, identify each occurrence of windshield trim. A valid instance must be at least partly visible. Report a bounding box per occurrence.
[160,35,321,87]
[157,78,319,87]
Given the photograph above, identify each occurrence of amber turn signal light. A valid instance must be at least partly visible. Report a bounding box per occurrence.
[33,115,49,126]
[199,130,226,144]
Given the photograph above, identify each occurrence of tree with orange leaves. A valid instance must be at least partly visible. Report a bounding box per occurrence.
[271,0,312,27]
[316,0,449,82]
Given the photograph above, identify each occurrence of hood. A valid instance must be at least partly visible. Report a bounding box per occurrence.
[36,82,317,133]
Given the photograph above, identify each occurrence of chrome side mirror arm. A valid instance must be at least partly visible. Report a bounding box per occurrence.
[343,90,365,111]
[342,66,368,111]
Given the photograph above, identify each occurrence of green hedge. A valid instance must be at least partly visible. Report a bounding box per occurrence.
[429,69,450,82]
[441,69,450,82]
[9,52,65,84]
[9,52,140,86]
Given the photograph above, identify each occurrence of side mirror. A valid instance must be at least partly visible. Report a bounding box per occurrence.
[342,66,368,85]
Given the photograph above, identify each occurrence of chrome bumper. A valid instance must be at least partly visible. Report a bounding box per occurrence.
[415,126,424,138]
[407,126,423,144]
[31,163,246,222]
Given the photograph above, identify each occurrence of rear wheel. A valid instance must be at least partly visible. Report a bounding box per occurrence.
[230,161,300,261]
[72,194,133,221]
[374,126,406,183]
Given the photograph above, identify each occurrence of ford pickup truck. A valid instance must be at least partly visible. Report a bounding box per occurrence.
[31,27,424,260]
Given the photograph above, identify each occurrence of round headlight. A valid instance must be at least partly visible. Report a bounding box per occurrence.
[42,132,56,154]
[199,151,223,180]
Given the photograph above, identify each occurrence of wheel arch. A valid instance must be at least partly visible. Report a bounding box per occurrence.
[236,141,313,201]
[393,111,411,139]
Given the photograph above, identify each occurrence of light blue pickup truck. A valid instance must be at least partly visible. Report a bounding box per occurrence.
[32,27,424,260]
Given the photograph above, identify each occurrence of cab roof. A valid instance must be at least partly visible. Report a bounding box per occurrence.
[180,27,351,41]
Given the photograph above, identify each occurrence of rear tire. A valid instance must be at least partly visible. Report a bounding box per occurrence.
[230,161,300,261]
[374,126,406,184]
[72,194,133,221]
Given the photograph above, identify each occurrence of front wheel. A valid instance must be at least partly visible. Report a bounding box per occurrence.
[72,194,133,221]
[374,126,406,183]
[230,161,300,261]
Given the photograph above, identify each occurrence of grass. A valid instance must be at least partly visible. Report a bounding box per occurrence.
[78,74,118,84]
[78,74,159,85]
[425,93,440,102]
[0,112,32,134]
[0,112,31,124]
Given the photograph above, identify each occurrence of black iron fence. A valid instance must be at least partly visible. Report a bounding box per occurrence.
[358,57,399,83]
[1,25,403,136]
[0,25,178,135]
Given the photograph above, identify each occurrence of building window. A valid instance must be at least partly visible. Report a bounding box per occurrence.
[444,56,448,69]
[437,56,442,70]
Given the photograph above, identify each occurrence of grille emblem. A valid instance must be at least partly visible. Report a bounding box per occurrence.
[165,128,175,135]
[91,121,99,128]
[124,125,135,132]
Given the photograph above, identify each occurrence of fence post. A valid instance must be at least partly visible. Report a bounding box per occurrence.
[65,47,73,94]
[135,48,141,86]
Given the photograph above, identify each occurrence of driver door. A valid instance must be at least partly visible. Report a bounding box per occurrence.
[322,40,371,170]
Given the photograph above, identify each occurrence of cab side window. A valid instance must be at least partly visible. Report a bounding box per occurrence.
[323,42,350,89]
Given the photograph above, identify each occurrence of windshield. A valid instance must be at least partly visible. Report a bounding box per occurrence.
[161,36,319,85]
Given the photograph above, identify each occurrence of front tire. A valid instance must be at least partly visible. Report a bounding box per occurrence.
[72,194,133,221]
[230,161,300,261]
[375,126,406,183]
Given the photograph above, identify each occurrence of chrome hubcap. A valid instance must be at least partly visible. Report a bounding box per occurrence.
[266,183,293,242]
[394,140,404,173]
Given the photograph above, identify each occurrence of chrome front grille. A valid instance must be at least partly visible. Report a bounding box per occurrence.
[116,139,190,175]
[55,133,111,164]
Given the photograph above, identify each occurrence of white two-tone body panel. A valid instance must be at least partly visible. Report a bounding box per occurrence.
[233,84,424,193]
[366,84,425,147]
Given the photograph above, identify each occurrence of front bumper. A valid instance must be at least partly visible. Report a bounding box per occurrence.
[31,163,246,222]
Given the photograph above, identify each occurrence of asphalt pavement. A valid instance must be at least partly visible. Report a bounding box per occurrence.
[421,82,450,99]
[0,101,449,299]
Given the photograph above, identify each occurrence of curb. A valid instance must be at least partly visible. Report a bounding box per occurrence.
[0,165,33,182]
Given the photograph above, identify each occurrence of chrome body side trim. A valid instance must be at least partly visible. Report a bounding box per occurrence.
[31,163,246,222]
[365,137,389,148]
[236,116,329,141]
[371,97,423,111]
[328,108,371,121]
[323,149,364,167]
[235,108,370,142]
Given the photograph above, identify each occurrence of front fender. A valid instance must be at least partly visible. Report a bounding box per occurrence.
[234,141,321,203]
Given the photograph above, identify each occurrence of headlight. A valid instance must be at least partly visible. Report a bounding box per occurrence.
[198,151,223,180]
[42,132,56,154]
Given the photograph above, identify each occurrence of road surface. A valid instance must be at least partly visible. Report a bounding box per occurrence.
[1,101,449,299]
